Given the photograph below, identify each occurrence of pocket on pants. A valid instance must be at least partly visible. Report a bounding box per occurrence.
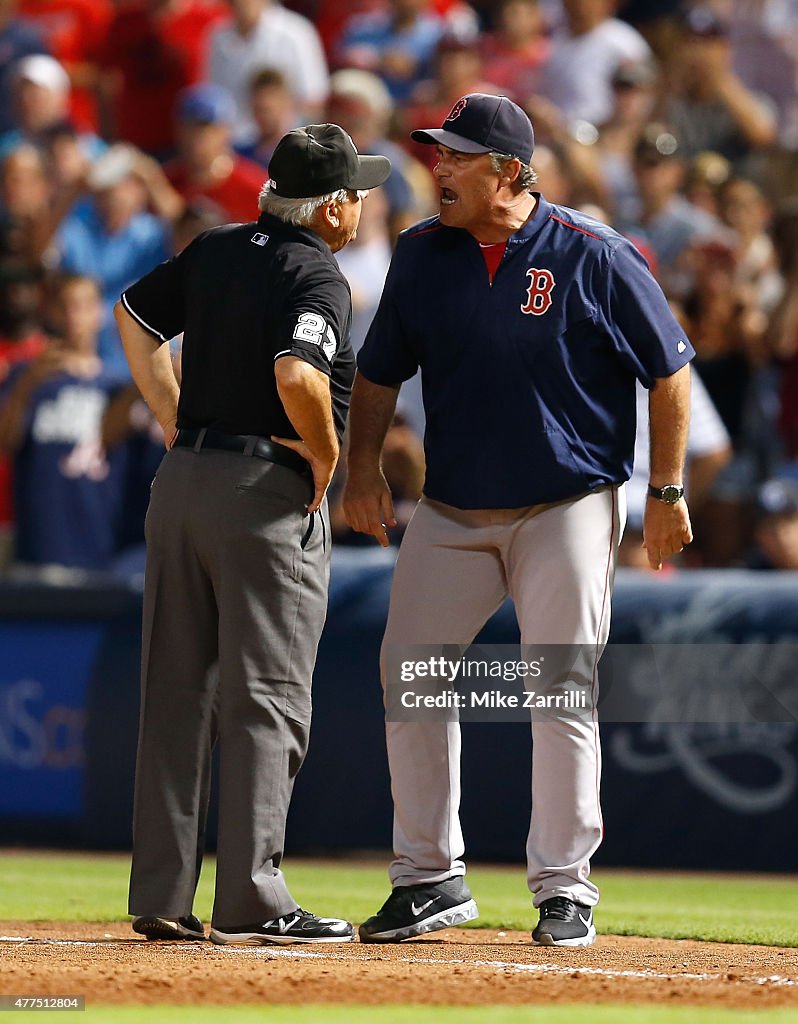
[233,488,306,583]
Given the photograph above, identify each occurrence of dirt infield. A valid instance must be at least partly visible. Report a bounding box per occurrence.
[2,922,798,1009]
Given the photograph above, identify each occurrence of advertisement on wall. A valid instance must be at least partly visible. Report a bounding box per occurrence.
[0,624,102,818]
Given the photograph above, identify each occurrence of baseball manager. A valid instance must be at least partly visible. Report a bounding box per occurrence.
[344,94,693,947]
[115,124,390,945]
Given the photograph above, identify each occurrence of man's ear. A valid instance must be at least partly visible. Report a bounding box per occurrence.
[497,157,521,189]
[321,198,341,228]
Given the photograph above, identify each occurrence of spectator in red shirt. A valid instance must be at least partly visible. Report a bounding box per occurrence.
[163,84,266,224]
[403,34,499,173]
[100,0,229,157]
[19,0,113,133]
[479,0,549,106]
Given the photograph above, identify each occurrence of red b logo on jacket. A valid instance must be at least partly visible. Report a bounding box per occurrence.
[521,268,555,315]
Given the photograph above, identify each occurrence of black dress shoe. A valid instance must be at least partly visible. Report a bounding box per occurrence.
[132,914,205,940]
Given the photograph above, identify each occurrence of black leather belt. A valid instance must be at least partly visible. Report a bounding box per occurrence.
[173,427,310,476]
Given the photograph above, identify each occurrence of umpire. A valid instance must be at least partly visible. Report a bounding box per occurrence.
[114,124,390,945]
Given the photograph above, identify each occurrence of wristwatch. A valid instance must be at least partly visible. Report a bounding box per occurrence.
[647,483,684,504]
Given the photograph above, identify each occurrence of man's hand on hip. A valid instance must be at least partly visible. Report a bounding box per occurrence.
[274,356,339,514]
[271,435,337,514]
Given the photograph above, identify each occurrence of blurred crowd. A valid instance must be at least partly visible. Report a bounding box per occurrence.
[0,0,797,578]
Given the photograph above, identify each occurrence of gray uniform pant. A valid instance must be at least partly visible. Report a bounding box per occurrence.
[381,486,625,907]
[128,447,329,926]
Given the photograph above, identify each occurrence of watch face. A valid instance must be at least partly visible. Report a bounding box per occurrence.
[661,485,682,504]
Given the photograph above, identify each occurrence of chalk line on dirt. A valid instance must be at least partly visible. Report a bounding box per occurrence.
[2,937,796,988]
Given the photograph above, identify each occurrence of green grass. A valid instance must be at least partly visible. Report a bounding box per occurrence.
[19,1007,798,1024]
[599,871,798,947]
[1,853,797,946]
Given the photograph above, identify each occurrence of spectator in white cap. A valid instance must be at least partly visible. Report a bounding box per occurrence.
[0,53,105,163]
[326,68,434,240]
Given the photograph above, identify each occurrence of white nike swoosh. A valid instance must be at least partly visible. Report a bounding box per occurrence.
[278,915,300,934]
[411,896,442,917]
[578,912,592,928]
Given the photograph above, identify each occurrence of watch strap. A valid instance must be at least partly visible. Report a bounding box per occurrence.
[647,483,684,503]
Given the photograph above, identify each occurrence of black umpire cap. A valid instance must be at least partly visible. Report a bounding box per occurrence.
[267,124,391,199]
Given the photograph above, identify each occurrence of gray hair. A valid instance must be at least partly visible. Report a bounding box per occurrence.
[489,152,538,192]
[258,181,350,226]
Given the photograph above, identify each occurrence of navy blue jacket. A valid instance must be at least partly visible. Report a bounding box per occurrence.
[357,195,694,509]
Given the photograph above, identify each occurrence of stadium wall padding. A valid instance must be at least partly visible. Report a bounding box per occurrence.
[1,556,798,871]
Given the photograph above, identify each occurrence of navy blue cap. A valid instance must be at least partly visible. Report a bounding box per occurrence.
[177,84,236,125]
[411,93,534,163]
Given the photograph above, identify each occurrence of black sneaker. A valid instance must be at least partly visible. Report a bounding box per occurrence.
[210,908,355,945]
[531,897,596,947]
[359,877,478,943]
[132,914,205,941]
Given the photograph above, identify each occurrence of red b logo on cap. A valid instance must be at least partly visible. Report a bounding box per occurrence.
[446,97,467,122]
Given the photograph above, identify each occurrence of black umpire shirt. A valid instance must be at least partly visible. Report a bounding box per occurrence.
[120,211,356,442]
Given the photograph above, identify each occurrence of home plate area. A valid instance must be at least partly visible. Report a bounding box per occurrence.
[2,924,798,1009]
